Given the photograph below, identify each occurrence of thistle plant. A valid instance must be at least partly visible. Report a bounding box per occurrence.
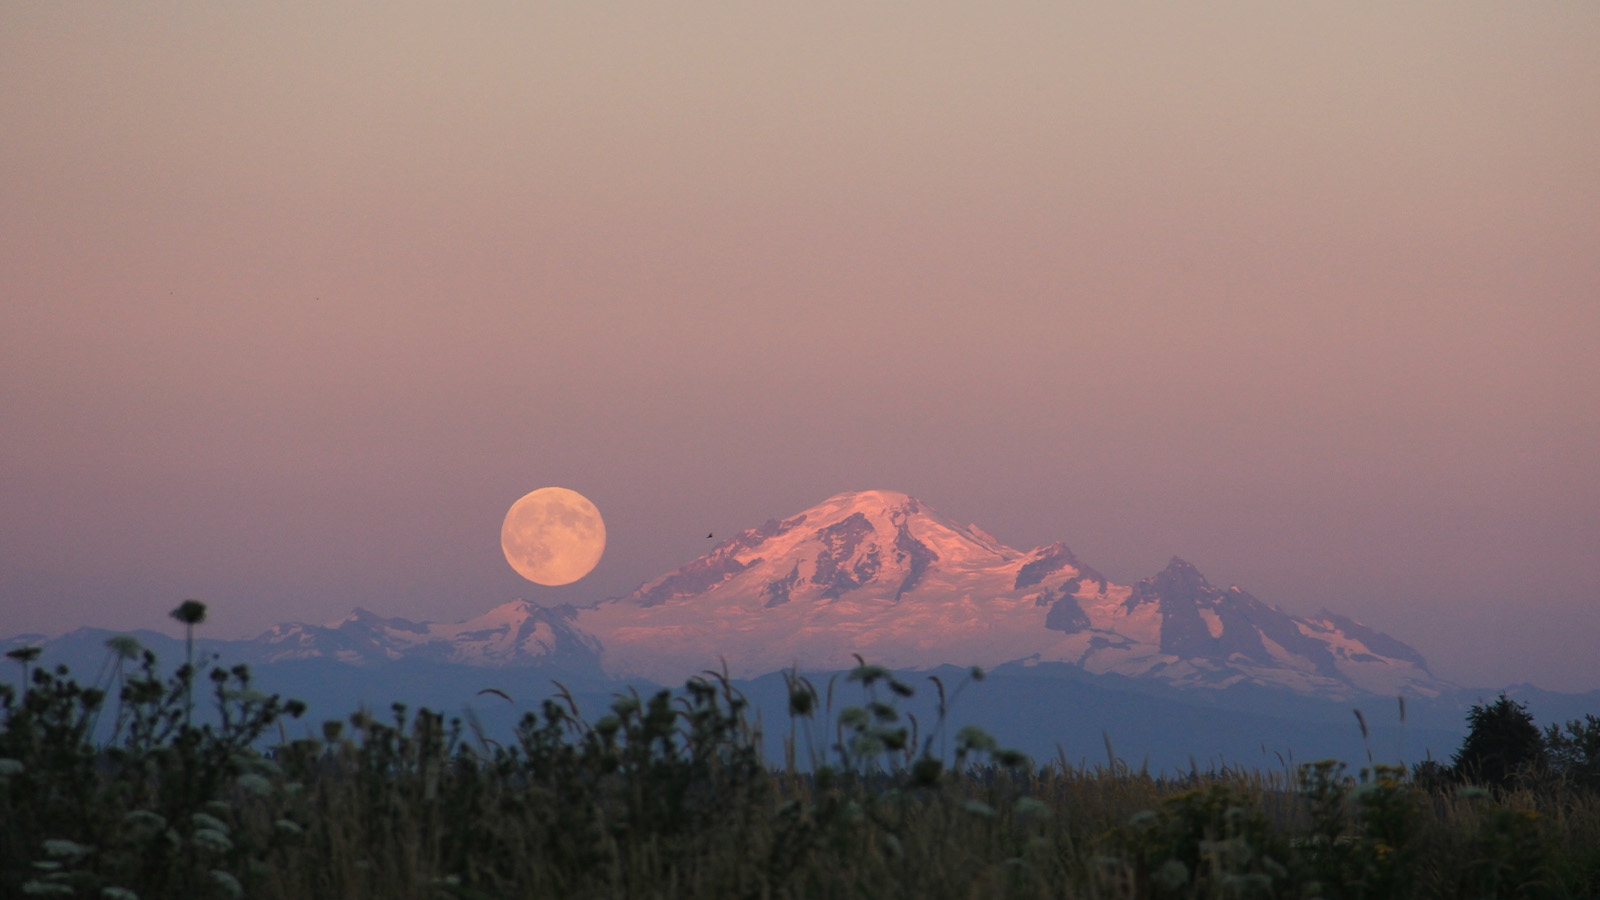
[5,646,40,699]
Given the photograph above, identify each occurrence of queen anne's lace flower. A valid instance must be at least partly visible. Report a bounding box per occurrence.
[192,829,233,854]
[237,773,273,796]
[42,839,91,860]
[191,813,229,834]
[210,870,242,900]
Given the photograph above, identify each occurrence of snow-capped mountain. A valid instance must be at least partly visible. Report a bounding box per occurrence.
[247,600,601,671]
[12,490,1436,701]
[572,490,1444,698]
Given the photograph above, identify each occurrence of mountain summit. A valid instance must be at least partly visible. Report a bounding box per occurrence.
[571,491,1442,698]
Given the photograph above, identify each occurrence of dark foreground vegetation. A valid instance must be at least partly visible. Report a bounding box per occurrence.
[5,604,1600,899]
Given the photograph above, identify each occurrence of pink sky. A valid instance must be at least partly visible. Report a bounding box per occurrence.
[2,3,1597,690]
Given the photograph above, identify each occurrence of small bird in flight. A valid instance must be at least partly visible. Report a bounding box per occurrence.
[707,532,714,539]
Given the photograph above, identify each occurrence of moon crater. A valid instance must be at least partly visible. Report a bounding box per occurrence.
[501,487,606,586]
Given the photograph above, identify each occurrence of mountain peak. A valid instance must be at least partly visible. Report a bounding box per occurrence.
[619,490,1025,611]
[571,493,1445,698]
[1155,557,1210,594]
[475,599,538,623]
[330,607,427,634]
[1014,542,1081,589]
[800,490,928,531]
[824,488,916,508]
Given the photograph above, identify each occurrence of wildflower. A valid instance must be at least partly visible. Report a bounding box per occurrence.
[1221,873,1273,891]
[0,758,23,777]
[847,663,891,684]
[1152,859,1189,891]
[911,756,943,786]
[963,800,996,818]
[787,686,814,716]
[6,646,41,664]
[838,706,870,729]
[102,888,139,900]
[42,839,91,860]
[955,725,998,753]
[192,830,233,854]
[1014,797,1052,820]
[237,774,273,797]
[105,635,142,660]
[122,810,165,832]
[995,748,1030,769]
[235,754,282,777]
[223,687,270,704]
[210,870,242,900]
[192,812,229,834]
[170,599,207,626]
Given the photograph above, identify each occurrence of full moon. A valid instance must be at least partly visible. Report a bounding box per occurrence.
[500,487,606,586]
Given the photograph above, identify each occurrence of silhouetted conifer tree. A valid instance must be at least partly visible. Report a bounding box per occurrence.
[1545,714,1600,792]
[1452,693,1544,789]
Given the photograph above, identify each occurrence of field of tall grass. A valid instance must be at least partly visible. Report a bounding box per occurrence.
[4,604,1600,899]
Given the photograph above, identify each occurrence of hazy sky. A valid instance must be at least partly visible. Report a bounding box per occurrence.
[3,3,1597,691]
